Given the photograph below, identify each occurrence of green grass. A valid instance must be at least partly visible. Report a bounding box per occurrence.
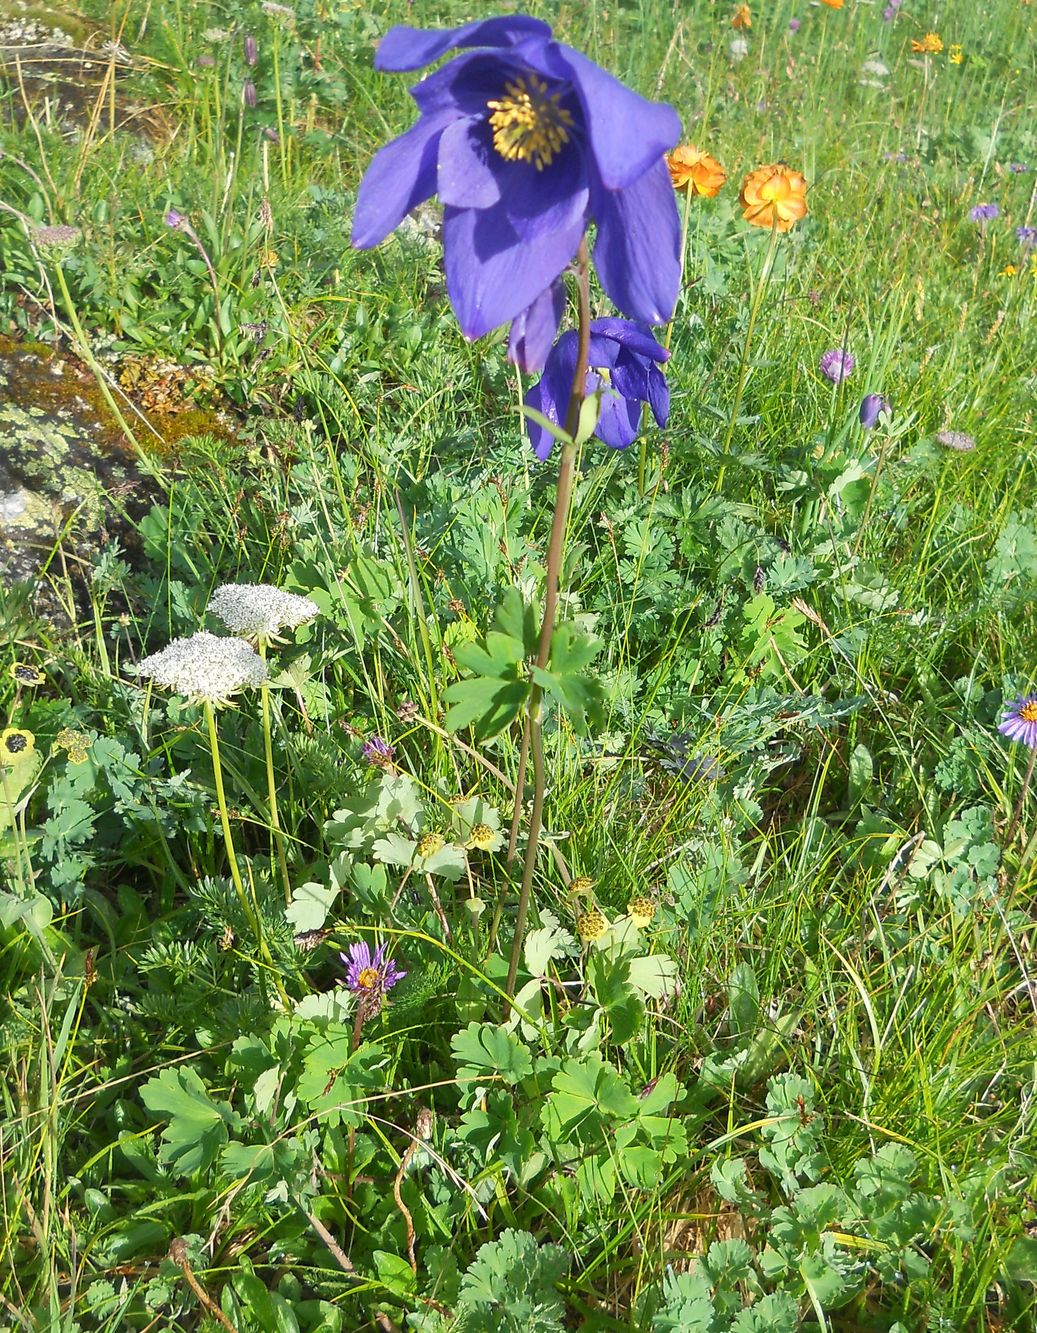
[2,0,1037,1328]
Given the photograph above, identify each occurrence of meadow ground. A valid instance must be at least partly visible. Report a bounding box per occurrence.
[1,0,1037,1328]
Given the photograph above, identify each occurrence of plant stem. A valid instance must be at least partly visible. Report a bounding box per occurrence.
[714,221,780,493]
[504,239,591,1013]
[204,699,289,1006]
[1004,745,1037,845]
[260,658,292,905]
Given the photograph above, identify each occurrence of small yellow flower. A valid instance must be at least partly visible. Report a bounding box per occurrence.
[9,663,45,686]
[1001,264,1018,276]
[576,909,608,943]
[739,164,809,232]
[911,32,943,54]
[628,897,657,928]
[948,44,964,63]
[465,823,498,851]
[1,728,36,763]
[732,3,751,28]
[667,145,727,197]
[416,832,445,859]
[260,248,279,268]
[570,875,596,897]
[54,727,91,764]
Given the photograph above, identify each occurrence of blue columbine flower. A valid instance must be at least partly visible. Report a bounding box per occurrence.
[524,318,669,459]
[859,393,890,428]
[351,16,681,371]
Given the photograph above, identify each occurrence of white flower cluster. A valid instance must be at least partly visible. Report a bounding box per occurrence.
[135,631,268,704]
[207,583,319,640]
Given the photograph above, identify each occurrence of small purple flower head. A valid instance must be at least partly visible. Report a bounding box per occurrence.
[243,80,257,108]
[262,127,281,143]
[999,694,1037,749]
[341,942,406,995]
[197,54,216,67]
[362,735,395,769]
[882,5,897,20]
[859,393,891,428]
[244,33,258,66]
[788,18,801,32]
[1008,162,1028,173]
[351,17,682,373]
[1016,225,1037,247]
[165,209,186,229]
[969,203,999,222]
[524,318,670,460]
[820,348,855,384]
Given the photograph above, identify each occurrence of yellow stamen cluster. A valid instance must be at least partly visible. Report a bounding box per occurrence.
[356,966,380,989]
[576,909,607,943]
[466,823,497,850]
[570,875,596,896]
[1020,702,1037,723]
[417,832,445,858]
[487,74,573,171]
[628,897,657,928]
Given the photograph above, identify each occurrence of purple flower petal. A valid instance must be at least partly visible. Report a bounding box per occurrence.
[508,279,566,372]
[375,16,553,72]
[436,117,503,209]
[592,158,681,325]
[352,111,452,248]
[595,389,642,448]
[442,205,583,340]
[542,41,680,190]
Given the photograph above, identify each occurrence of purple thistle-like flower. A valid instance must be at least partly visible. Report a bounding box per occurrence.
[165,209,186,229]
[999,694,1037,749]
[969,202,999,222]
[820,348,855,384]
[351,17,681,372]
[1008,163,1029,173]
[859,393,890,428]
[1016,225,1037,247]
[788,18,801,32]
[341,942,407,995]
[882,6,897,19]
[524,317,669,460]
[362,735,395,768]
[244,33,258,66]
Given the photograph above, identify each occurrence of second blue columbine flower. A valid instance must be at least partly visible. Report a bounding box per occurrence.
[351,16,681,371]
[524,318,670,459]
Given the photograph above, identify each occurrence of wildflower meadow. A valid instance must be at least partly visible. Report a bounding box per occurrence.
[1,0,1037,1328]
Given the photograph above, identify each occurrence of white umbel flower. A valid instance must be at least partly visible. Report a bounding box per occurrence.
[207,583,319,642]
[134,631,268,704]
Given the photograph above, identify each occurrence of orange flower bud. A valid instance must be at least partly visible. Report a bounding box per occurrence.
[738,164,809,232]
[667,145,728,197]
[732,4,752,28]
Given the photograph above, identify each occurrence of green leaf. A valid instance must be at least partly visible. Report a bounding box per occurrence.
[140,1066,239,1176]
[531,621,605,735]
[451,1022,534,1089]
[542,1055,639,1141]
[285,879,340,933]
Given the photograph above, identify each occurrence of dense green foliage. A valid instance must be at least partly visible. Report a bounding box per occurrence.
[2,0,1037,1328]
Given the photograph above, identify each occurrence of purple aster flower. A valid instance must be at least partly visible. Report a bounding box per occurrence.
[859,393,890,428]
[999,694,1037,749]
[165,209,186,229]
[1008,163,1028,173]
[244,34,258,66]
[351,17,681,373]
[524,318,669,460]
[361,735,395,768]
[820,348,855,384]
[882,6,897,20]
[969,203,999,222]
[788,18,801,32]
[1016,225,1037,247]
[341,942,406,995]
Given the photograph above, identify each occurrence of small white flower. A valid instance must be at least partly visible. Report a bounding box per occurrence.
[861,59,891,77]
[729,36,749,61]
[207,583,319,641]
[134,631,268,704]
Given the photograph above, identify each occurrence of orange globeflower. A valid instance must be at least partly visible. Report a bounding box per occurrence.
[732,4,752,28]
[911,32,943,53]
[667,146,728,197]
[820,0,844,7]
[739,164,809,232]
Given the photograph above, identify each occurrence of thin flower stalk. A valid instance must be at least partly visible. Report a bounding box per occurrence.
[203,699,289,1005]
[260,652,292,905]
[504,240,592,1013]
[715,219,781,491]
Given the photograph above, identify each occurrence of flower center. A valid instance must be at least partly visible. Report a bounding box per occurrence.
[5,733,27,754]
[1020,702,1037,723]
[356,967,380,989]
[487,74,573,171]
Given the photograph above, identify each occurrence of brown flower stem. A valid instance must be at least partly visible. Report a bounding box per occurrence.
[169,1239,238,1333]
[503,239,591,1016]
[1004,745,1037,845]
[715,219,781,493]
